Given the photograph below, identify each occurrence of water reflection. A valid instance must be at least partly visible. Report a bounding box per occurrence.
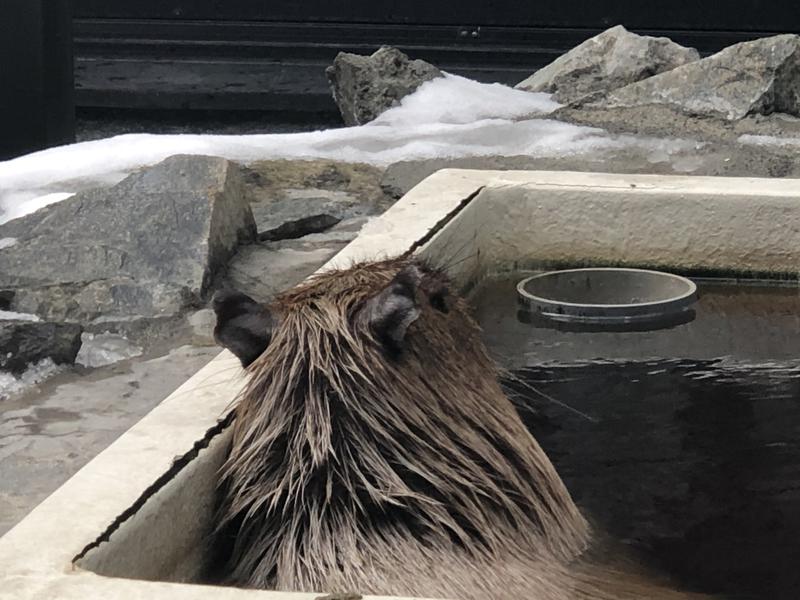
[505,358,800,600]
[472,277,800,367]
[474,275,800,599]
[517,307,697,332]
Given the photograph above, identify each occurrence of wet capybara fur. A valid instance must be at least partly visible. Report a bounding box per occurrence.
[212,257,709,599]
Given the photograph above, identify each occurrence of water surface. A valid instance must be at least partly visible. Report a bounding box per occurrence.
[472,276,800,599]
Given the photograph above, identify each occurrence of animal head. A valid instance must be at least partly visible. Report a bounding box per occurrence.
[213,257,464,372]
[212,256,587,584]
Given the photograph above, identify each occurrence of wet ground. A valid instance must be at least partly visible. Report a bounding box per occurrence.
[472,275,800,599]
[0,345,220,536]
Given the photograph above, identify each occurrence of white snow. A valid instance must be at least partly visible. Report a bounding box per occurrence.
[0,358,61,399]
[0,73,698,225]
[372,75,561,126]
[0,310,40,322]
[739,134,800,147]
[0,238,17,249]
[75,332,143,368]
[0,192,74,225]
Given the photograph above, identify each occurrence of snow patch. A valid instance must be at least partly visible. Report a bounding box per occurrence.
[0,74,698,223]
[0,310,40,322]
[0,238,16,249]
[75,332,143,368]
[372,75,560,126]
[0,191,75,225]
[738,134,800,147]
[0,358,61,399]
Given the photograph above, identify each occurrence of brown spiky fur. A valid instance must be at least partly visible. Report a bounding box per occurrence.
[216,257,709,599]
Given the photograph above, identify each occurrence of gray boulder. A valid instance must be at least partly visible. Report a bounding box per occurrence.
[258,214,341,242]
[0,320,82,374]
[0,155,257,322]
[75,332,143,368]
[326,46,442,125]
[589,34,800,120]
[187,308,216,346]
[250,188,377,240]
[515,25,699,104]
[225,240,345,303]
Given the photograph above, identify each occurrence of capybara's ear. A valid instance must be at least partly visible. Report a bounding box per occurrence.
[212,289,273,367]
[363,265,422,354]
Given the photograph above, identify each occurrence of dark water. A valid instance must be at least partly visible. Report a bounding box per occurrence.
[472,277,800,599]
[473,277,800,367]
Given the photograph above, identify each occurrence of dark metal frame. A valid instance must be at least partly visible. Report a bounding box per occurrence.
[70,2,800,112]
[1,0,75,159]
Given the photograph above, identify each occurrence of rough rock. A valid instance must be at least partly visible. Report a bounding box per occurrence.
[187,308,216,346]
[249,189,379,236]
[83,314,190,351]
[75,332,143,368]
[241,160,388,199]
[241,159,392,247]
[587,34,800,120]
[0,155,257,322]
[326,46,442,125]
[380,139,800,199]
[258,214,341,242]
[298,217,371,244]
[242,160,393,209]
[10,279,193,324]
[0,320,83,374]
[515,25,699,104]
[224,240,346,303]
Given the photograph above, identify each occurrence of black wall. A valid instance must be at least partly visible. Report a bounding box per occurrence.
[28,2,800,119]
[1,0,75,160]
[73,1,795,32]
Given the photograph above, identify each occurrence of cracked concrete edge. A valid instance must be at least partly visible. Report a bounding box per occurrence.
[417,169,800,290]
[4,168,800,600]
